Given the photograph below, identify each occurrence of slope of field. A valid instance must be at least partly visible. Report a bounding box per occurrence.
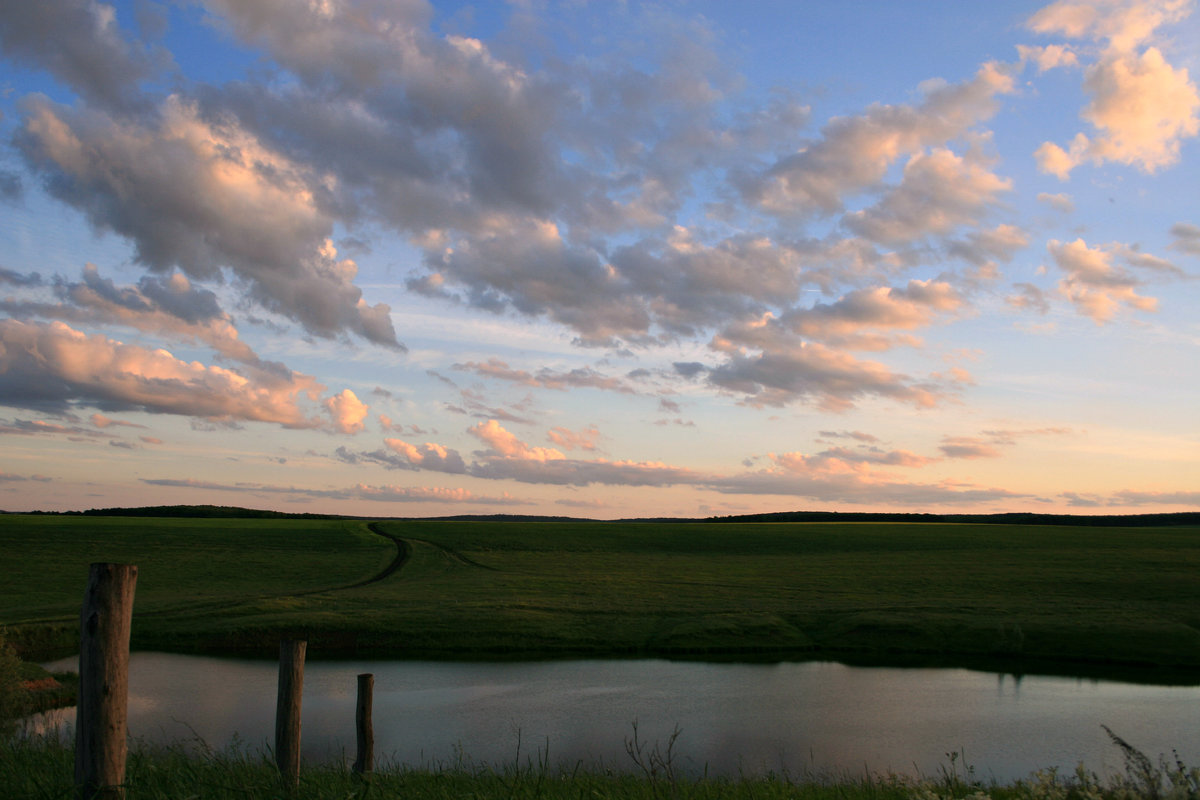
[1,515,394,656]
[4,515,1200,675]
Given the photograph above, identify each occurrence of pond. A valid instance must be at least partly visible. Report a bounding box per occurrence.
[31,653,1200,783]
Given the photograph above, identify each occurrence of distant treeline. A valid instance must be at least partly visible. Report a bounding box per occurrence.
[4,505,1199,526]
[699,510,1200,527]
[17,505,366,520]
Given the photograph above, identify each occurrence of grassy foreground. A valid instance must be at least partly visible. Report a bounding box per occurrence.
[4,515,1200,673]
[3,728,1199,800]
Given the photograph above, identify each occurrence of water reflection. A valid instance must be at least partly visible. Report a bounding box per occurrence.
[31,654,1200,783]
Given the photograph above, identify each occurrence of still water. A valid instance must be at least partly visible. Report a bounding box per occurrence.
[33,653,1200,783]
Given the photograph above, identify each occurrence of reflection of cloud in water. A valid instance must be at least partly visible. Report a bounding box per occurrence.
[26,653,1200,781]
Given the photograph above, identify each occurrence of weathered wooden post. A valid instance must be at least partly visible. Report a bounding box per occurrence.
[75,563,137,800]
[275,639,306,791]
[353,673,374,774]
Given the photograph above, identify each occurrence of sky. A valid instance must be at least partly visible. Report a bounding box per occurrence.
[0,0,1197,519]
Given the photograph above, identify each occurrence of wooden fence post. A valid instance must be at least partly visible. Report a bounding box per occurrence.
[353,673,374,774]
[275,639,306,790]
[75,563,137,800]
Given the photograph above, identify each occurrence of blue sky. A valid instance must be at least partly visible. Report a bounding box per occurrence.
[0,0,1197,518]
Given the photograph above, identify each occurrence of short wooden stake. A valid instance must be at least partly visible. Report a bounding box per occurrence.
[275,639,306,790]
[353,673,374,773]
[75,563,138,800]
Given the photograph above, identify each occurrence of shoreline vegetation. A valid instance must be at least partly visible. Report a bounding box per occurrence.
[3,507,1200,681]
[3,723,1199,800]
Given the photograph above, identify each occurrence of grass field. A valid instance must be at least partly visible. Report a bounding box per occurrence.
[3,727,1197,800]
[3,514,1200,674]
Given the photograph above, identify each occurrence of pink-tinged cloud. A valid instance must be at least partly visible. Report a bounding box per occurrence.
[1027,0,1192,54]
[382,438,468,473]
[547,425,601,452]
[340,420,1036,506]
[1029,0,1198,178]
[469,419,566,462]
[942,427,1073,459]
[1046,238,1169,322]
[771,447,935,476]
[323,389,369,435]
[769,279,966,350]
[0,318,328,427]
[0,265,262,365]
[1036,192,1075,212]
[90,413,145,430]
[1017,43,1080,72]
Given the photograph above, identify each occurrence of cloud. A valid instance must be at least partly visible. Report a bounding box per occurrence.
[1028,0,1199,178]
[0,471,53,483]
[140,477,525,506]
[1006,283,1053,314]
[547,425,601,452]
[0,417,105,439]
[382,438,468,474]
[842,148,1012,245]
[771,447,936,474]
[1017,43,1080,71]
[0,0,167,112]
[941,427,1073,459]
[1037,192,1076,212]
[696,280,967,408]
[818,430,881,444]
[90,413,145,429]
[15,95,401,347]
[1169,222,1200,255]
[0,318,358,428]
[741,61,1015,216]
[469,419,566,462]
[947,224,1030,271]
[455,358,636,394]
[1027,0,1192,53]
[1,264,260,364]
[1110,489,1200,506]
[353,484,526,506]
[730,279,966,352]
[704,341,944,411]
[347,419,1038,507]
[323,389,369,435]
[705,469,1032,506]
[0,268,43,287]
[1045,237,1177,322]
[940,437,1005,459]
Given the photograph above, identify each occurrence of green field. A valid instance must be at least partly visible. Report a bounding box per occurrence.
[4,514,1200,674]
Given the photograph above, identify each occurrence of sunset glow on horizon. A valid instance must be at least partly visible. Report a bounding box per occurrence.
[1,0,1197,519]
